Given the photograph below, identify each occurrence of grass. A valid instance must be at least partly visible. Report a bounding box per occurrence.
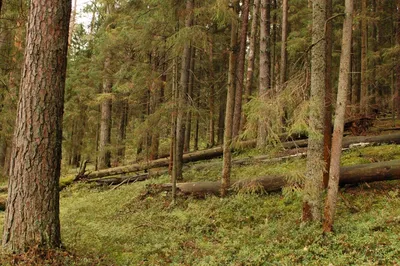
[59,179,400,265]
[2,143,400,265]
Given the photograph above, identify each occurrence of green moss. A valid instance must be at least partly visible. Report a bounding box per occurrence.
[3,144,400,264]
[341,144,400,166]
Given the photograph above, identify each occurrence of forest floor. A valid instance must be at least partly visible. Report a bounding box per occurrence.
[1,122,400,265]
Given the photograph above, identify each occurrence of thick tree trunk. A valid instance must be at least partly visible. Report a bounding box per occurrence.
[257,0,271,148]
[323,0,353,233]
[280,0,288,87]
[232,0,250,138]
[221,0,239,196]
[2,0,71,252]
[243,0,260,128]
[157,159,400,196]
[323,0,333,188]
[303,0,326,222]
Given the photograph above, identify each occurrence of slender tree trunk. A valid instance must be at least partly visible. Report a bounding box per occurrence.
[98,54,112,169]
[271,0,277,90]
[194,83,200,151]
[221,0,239,196]
[242,0,260,128]
[323,0,333,188]
[323,0,353,232]
[396,0,400,119]
[68,0,77,45]
[174,0,194,181]
[2,0,71,252]
[217,88,226,145]
[184,47,196,152]
[117,98,129,161]
[232,0,250,138]
[170,52,178,202]
[170,52,178,175]
[360,0,368,115]
[351,22,361,113]
[257,0,271,148]
[302,0,326,222]
[208,43,215,147]
[280,0,288,87]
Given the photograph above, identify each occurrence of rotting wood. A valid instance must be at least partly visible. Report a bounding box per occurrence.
[154,159,400,196]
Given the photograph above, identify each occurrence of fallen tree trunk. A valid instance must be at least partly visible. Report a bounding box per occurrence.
[83,132,400,180]
[87,150,308,186]
[156,159,400,195]
[155,132,308,159]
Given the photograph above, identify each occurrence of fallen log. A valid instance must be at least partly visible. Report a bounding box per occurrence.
[154,132,308,160]
[88,173,150,185]
[82,132,400,180]
[87,150,308,186]
[156,159,400,195]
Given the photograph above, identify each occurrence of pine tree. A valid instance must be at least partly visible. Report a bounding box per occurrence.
[2,0,71,252]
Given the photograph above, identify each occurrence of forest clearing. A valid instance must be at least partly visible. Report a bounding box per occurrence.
[1,0,400,264]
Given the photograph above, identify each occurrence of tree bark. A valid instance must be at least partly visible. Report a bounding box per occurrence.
[221,0,239,196]
[118,98,129,162]
[184,47,196,152]
[360,0,368,115]
[323,0,353,233]
[243,0,260,128]
[2,0,71,252]
[280,0,288,87]
[68,0,77,46]
[303,0,326,222]
[323,0,333,188]
[98,54,112,169]
[217,87,226,145]
[257,0,271,148]
[396,0,400,119]
[232,0,250,138]
[174,0,194,181]
[351,22,361,113]
[208,41,215,147]
[194,79,200,151]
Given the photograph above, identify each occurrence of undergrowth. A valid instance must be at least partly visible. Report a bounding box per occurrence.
[2,144,400,265]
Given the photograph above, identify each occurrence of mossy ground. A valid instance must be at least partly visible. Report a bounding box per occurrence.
[2,144,400,265]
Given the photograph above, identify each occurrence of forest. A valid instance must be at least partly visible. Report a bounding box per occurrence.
[1,0,400,264]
